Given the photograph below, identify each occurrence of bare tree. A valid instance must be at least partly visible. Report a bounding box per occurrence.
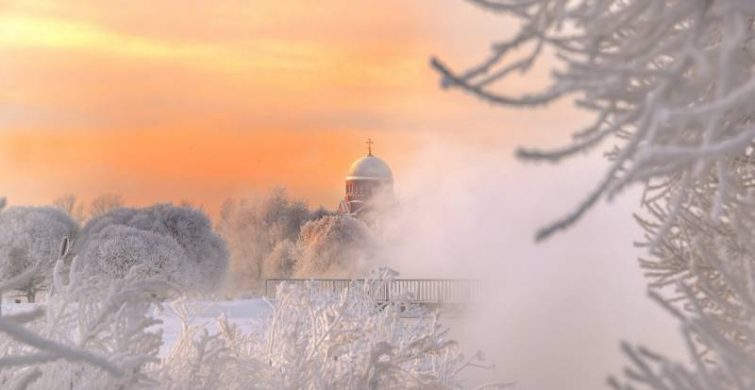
[52,194,86,223]
[88,193,124,219]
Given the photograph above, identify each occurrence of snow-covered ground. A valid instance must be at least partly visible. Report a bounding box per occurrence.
[3,298,273,356]
[154,298,272,356]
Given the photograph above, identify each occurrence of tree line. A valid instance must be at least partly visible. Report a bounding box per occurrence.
[0,188,378,302]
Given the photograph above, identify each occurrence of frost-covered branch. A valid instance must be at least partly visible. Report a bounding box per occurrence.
[0,237,167,388]
[157,269,503,389]
[435,0,755,388]
[433,0,755,242]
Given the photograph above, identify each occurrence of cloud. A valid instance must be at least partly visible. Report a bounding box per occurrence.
[0,14,369,78]
[0,2,437,132]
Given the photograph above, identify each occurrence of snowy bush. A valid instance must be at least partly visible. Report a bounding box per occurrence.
[0,240,167,389]
[76,225,197,294]
[157,269,496,390]
[76,204,228,293]
[0,242,500,389]
[433,0,755,388]
[0,206,78,302]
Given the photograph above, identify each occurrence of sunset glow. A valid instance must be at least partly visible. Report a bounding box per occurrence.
[0,0,577,213]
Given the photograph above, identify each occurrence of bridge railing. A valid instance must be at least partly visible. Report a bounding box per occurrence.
[264,278,483,304]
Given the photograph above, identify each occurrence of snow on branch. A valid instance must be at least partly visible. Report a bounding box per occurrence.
[0,244,166,388]
[0,316,122,376]
[435,1,755,388]
[432,0,755,242]
[157,268,506,389]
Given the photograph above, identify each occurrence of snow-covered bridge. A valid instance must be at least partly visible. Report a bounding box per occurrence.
[264,278,483,305]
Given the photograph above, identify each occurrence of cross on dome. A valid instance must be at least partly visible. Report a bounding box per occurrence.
[366,138,374,156]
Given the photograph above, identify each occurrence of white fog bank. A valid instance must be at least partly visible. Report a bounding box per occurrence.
[382,141,685,389]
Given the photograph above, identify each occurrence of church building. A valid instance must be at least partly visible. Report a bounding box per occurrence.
[337,139,394,217]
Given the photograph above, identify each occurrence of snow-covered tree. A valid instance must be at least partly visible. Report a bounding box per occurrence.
[433,0,755,388]
[262,239,298,279]
[76,204,228,293]
[294,215,377,278]
[219,188,382,286]
[218,188,318,290]
[0,206,78,302]
[76,225,198,294]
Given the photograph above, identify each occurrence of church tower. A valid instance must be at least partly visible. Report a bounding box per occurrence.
[337,139,394,216]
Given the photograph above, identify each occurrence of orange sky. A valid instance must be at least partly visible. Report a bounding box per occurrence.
[0,0,583,215]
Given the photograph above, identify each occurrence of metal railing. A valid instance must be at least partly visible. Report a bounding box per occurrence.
[264,278,483,304]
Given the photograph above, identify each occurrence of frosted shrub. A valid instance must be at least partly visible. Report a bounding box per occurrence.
[0,206,79,302]
[76,204,228,293]
[158,269,494,390]
[0,247,502,389]
[77,225,197,294]
[0,240,167,389]
[433,0,755,388]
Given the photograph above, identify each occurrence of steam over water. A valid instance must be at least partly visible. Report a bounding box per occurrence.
[380,140,684,389]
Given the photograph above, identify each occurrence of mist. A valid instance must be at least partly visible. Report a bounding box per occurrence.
[380,140,685,389]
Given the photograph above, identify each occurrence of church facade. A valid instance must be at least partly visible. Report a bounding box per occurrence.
[337,140,394,217]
